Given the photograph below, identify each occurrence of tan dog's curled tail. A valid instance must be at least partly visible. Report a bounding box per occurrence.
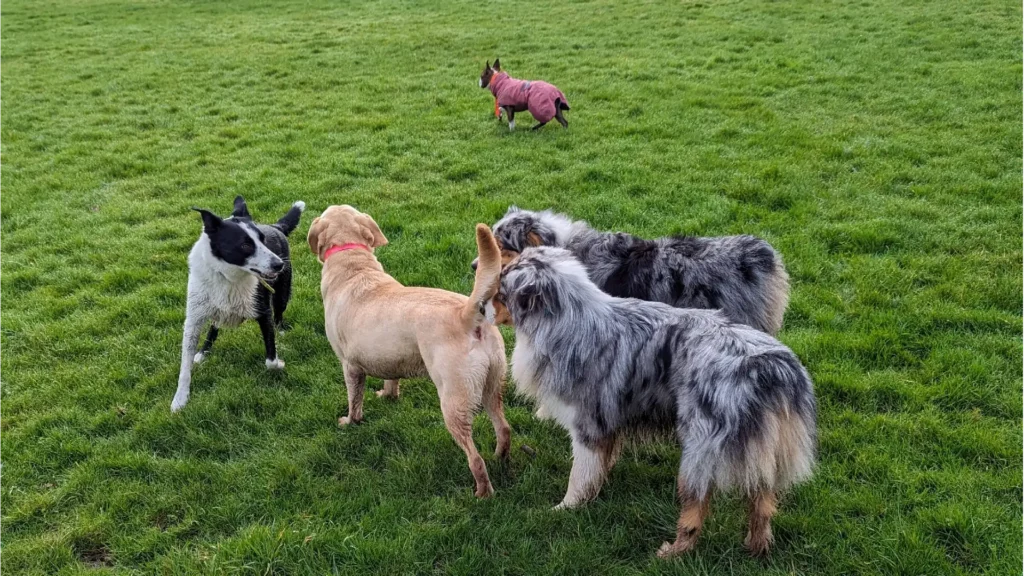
[463,224,502,327]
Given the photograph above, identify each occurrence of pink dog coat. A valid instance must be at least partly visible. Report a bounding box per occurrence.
[489,72,568,124]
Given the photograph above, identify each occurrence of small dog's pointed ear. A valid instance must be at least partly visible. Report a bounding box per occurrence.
[485,60,491,70]
[192,207,221,234]
[493,58,501,71]
[232,195,250,219]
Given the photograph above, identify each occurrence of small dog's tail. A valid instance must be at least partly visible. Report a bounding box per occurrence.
[463,224,502,328]
[274,201,306,236]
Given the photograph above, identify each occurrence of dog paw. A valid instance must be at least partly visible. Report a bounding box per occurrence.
[338,416,362,427]
[553,499,580,511]
[375,389,399,399]
[656,542,682,559]
[170,393,189,413]
[509,120,516,131]
[265,358,285,370]
[193,352,206,364]
[475,482,494,498]
[744,531,773,557]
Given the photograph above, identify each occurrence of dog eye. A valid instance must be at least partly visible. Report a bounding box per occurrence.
[242,242,252,250]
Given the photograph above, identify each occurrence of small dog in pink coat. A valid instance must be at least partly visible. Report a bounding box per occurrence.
[480,59,569,131]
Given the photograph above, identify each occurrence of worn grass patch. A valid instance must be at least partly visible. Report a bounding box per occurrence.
[2,0,1021,574]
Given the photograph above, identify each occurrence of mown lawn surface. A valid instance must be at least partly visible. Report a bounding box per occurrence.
[2,0,1021,573]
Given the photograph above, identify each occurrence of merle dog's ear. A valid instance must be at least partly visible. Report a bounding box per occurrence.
[513,275,558,316]
[232,195,250,219]
[493,58,501,71]
[507,205,521,214]
[192,207,222,235]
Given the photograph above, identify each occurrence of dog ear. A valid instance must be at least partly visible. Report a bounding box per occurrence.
[192,207,222,235]
[307,216,326,261]
[493,58,501,71]
[526,231,544,247]
[507,205,521,214]
[358,214,389,248]
[486,60,491,70]
[232,195,251,219]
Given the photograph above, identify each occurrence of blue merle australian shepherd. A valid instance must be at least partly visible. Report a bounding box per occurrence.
[475,207,789,335]
[483,236,817,557]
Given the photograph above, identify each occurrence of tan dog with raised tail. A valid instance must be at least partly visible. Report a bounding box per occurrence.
[308,205,510,497]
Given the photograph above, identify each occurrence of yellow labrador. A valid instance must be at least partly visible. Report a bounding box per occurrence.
[308,205,509,497]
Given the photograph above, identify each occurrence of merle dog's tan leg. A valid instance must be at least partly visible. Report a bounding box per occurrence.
[657,478,712,558]
[376,379,400,398]
[338,364,365,426]
[744,490,778,556]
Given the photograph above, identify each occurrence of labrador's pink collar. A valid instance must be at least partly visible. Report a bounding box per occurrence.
[324,243,370,260]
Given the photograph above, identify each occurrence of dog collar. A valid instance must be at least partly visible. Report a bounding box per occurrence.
[324,243,370,261]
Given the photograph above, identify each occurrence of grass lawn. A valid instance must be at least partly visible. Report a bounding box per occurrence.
[2,0,1021,573]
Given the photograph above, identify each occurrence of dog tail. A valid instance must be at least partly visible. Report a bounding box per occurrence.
[463,223,502,328]
[680,351,817,500]
[274,201,306,236]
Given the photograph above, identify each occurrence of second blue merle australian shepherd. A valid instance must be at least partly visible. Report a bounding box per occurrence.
[484,241,817,558]
[475,207,789,335]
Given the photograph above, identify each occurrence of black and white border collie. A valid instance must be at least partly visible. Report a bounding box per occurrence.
[171,196,305,412]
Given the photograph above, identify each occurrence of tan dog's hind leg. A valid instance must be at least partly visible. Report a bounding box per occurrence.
[744,490,777,556]
[440,392,493,497]
[483,366,511,459]
[376,379,400,399]
[657,479,711,558]
[339,365,366,426]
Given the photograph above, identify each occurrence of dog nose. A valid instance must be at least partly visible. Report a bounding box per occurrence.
[271,260,285,272]
[471,258,479,271]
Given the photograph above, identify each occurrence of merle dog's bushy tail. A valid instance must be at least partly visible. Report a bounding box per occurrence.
[274,201,306,236]
[680,350,817,499]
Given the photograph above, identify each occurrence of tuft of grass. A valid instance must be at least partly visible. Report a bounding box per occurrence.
[2,0,1021,574]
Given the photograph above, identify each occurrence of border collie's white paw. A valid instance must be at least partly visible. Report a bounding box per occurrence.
[170,393,189,412]
[266,357,285,370]
[193,352,206,364]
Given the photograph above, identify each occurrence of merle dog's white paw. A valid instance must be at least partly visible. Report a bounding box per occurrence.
[170,392,189,412]
[193,352,206,364]
[266,357,285,370]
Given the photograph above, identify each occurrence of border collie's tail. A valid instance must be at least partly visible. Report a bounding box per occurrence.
[557,98,570,111]
[274,201,306,236]
[462,224,502,328]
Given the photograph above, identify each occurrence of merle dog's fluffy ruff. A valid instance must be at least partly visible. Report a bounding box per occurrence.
[171,196,305,412]
[490,245,817,557]
[485,207,789,335]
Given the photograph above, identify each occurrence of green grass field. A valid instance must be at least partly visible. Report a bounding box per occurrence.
[2,0,1022,573]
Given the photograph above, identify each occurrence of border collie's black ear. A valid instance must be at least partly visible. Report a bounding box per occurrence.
[232,195,250,219]
[493,58,501,71]
[191,207,222,235]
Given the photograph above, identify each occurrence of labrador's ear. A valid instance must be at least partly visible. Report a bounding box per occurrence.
[358,214,388,248]
[192,207,222,235]
[307,216,326,261]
